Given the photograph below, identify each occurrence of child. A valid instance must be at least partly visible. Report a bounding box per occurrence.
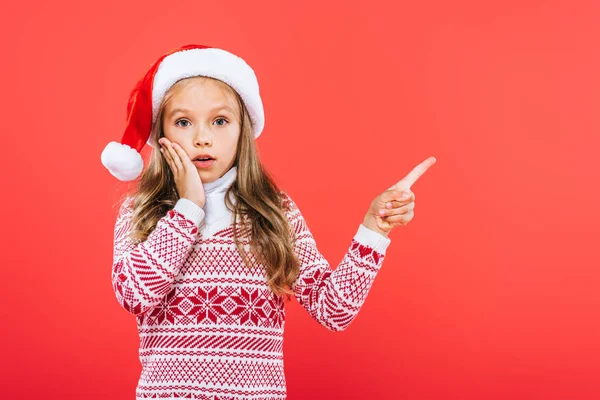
[101,44,435,400]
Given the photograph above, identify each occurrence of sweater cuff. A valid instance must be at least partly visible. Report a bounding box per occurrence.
[355,224,392,254]
[174,198,205,227]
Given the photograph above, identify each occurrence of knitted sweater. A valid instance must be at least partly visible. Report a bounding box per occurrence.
[111,166,392,400]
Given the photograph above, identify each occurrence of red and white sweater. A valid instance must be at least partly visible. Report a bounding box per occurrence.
[111,166,391,400]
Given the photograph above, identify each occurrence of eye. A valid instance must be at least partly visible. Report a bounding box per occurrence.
[214,117,228,126]
[175,119,190,128]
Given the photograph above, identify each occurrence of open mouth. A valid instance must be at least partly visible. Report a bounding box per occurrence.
[192,158,216,168]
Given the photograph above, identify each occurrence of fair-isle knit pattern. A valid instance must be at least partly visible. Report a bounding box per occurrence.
[111,191,391,400]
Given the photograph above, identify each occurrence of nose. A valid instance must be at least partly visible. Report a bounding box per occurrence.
[193,125,212,147]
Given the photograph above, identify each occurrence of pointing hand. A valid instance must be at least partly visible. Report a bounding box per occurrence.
[362,157,437,236]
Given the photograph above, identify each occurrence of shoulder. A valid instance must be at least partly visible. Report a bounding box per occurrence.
[123,195,135,209]
[278,190,298,213]
[278,190,293,209]
[115,194,136,217]
[278,190,303,223]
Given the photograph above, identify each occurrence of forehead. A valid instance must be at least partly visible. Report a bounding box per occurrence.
[165,77,239,114]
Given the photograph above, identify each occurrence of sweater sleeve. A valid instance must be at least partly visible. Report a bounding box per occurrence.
[111,196,205,316]
[283,192,391,332]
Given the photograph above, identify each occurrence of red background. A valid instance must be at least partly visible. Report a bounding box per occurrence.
[2,0,599,399]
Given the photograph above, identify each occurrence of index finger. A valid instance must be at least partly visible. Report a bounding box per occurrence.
[172,143,193,167]
[389,156,436,190]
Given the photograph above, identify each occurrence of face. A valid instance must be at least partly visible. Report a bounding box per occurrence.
[162,77,241,184]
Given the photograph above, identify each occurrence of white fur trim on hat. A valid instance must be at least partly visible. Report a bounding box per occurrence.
[101,141,144,181]
[148,48,265,146]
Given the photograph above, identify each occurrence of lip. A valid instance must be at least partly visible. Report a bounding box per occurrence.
[193,159,216,169]
[192,153,215,161]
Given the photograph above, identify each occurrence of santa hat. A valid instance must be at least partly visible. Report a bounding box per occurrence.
[100,44,265,181]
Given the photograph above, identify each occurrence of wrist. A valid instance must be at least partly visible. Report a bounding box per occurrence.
[362,215,389,237]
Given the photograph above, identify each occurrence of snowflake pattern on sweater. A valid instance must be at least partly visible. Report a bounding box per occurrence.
[111,191,391,400]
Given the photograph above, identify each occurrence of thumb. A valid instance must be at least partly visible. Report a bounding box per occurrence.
[383,187,411,202]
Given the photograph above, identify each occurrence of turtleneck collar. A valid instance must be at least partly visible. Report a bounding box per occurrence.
[201,165,237,226]
[203,165,237,195]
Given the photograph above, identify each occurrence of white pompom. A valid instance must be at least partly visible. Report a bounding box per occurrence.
[101,141,144,181]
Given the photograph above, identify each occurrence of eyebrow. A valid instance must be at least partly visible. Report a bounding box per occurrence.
[169,104,235,116]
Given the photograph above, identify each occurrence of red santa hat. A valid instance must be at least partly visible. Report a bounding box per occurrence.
[100,44,265,181]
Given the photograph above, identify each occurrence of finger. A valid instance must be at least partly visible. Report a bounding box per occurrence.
[161,145,178,174]
[166,142,183,172]
[159,144,177,173]
[388,156,436,191]
[158,138,172,160]
[383,188,415,204]
[384,197,415,209]
[399,157,435,189]
[379,202,414,217]
[385,202,414,215]
[384,211,413,225]
[171,143,191,170]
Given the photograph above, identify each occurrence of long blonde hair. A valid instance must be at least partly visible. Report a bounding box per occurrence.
[116,76,300,299]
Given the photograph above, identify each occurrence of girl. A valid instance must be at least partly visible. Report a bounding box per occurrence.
[101,44,435,400]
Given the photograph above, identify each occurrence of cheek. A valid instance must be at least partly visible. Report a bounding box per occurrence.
[161,124,172,139]
[228,128,241,141]
[162,120,183,138]
[162,128,181,143]
[227,134,241,152]
[220,126,240,143]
